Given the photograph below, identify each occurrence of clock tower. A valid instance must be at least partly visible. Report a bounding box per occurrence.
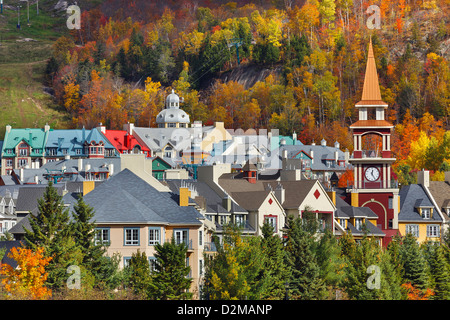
[348,38,400,246]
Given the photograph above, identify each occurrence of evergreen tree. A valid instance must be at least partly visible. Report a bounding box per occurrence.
[24,182,81,289]
[426,243,450,300]
[261,221,291,299]
[315,229,345,297]
[71,195,116,289]
[150,238,193,300]
[284,215,326,299]
[399,233,430,290]
[125,249,153,299]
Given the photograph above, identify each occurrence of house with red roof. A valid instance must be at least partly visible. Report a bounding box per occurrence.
[102,123,150,157]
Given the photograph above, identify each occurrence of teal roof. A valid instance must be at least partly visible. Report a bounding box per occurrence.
[1,128,49,157]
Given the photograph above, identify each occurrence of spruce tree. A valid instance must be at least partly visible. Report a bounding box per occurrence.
[71,195,115,288]
[150,237,193,300]
[24,182,82,289]
[284,215,326,300]
[261,221,291,299]
[428,244,450,300]
[125,249,153,299]
[399,233,430,290]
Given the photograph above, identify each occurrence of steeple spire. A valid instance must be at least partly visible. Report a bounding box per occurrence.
[358,37,385,105]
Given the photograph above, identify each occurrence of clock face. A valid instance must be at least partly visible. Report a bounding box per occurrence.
[365,167,380,181]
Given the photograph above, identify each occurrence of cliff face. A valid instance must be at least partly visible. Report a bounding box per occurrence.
[216,63,283,89]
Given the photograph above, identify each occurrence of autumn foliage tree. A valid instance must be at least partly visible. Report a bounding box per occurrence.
[0,247,52,300]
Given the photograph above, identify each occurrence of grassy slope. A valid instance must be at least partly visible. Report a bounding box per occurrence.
[0,1,72,138]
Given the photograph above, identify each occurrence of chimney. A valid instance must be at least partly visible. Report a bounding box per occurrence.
[334,141,340,149]
[274,183,285,205]
[78,158,83,172]
[222,195,231,212]
[44,123,50,132]
[123,122,135,136]
[321,138,327,146]
[85,163,91,172]
[292,131,297,144]
[108,163,114,176]
[445,171,450,184]
[98,123,106,133]
[34,175,39,184]
[5,124,11,133]
[417,170,430,188]
[179,187,191,207]
[20,168,24,182]
[310,150,314,164]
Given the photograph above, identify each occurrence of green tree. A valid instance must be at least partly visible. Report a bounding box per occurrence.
[125,249,153,299]
[284,215,326,299]
[399,233,431,290]
[261,221,291,299]
[425,243,450,300]
[149,238,193,300]
[71,195,117,289]
[24,182,82,289]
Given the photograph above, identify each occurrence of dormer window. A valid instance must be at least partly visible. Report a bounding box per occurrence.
[422,208,431,219]
[355,218,364,231]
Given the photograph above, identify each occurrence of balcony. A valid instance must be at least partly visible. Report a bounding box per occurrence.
[204,241,217,253]
[347,180,399,190]
[351,150,393,159]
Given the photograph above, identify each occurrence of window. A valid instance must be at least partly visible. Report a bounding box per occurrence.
[199,230,203,246]
[167,123,176,128]
[47,148,57,156]
[199,259,204,276]
[340,219,346,229]
[18,143,28,156]
[174,229,188,247]
[219,215,228,225]
[123,257,132,267]
[6,149,12,154]
[235,214,245,227]
[62,148,68,155]
[265,215,277,232]
[34,149,41,154]
[149,227,161,246]
[124,228,139,245]
[405,224,419,238]
[18,158,28,167]
[388,197,393,209]
[149,257,157,273]
[95,228,110,245]
[427,225,440,238]
[354,218,363,231]
[75,148,81,155]
[422,208,431,219]
[6,159,12,167]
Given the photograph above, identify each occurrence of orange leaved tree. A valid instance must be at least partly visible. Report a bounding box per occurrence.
[0,247,52,300]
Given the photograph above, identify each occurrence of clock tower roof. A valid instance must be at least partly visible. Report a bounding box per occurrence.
[356,38,387,107]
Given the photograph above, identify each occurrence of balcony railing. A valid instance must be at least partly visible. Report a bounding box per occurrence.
[166,238,193,250]
[347,180,399,189]
[204,241,217,252]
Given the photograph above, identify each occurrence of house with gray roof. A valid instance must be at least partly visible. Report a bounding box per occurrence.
[67,169,213,298]
[398,180,445,243]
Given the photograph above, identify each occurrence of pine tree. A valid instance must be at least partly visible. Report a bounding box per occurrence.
[150,237,193,300]
[284,215,326,300]
[24,182,82,289]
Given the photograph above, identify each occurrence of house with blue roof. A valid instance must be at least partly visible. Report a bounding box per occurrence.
[45,126,118,161]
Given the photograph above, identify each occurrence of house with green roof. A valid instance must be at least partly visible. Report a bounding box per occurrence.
[1,124,50,175]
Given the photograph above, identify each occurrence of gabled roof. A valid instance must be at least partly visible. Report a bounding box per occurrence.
[103,129,150,154]
[428,180,450,221]
[2,128,49,152]
[399,184,442,222]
